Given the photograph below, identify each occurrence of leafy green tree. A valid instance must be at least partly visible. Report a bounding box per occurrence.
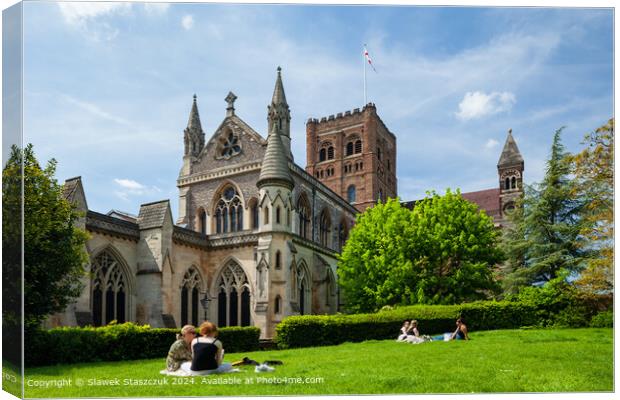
[501,128,588,293]
[2,144,89,330]
[407,190,502,305]
[337,198,413,313]
[338,190,502,313]
[570,119,614,293]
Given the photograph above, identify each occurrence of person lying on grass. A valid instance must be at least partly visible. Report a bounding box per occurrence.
[432,317,470,341]
[180,321,234,375]
[397,320,410,341]
[166,324,196,372]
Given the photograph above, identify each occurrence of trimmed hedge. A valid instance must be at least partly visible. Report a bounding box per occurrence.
[275,301,567,349]
[26,323,260,367]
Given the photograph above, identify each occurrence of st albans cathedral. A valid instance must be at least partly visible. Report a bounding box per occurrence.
[50,67,524,338]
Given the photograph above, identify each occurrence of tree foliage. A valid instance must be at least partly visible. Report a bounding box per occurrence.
[501,128,589,294]
[338,191,502,313]
[570,119,614,293]
[2,144,89,330]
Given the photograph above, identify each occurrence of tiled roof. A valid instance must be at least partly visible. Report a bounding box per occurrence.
[401,188,501,218]
[137,200,170,230]
[461,188,501,217]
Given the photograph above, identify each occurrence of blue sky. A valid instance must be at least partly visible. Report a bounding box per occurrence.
[18,2,613,217]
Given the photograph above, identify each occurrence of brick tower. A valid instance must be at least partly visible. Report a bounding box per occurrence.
[305,103,397,212]
[497,128,524,220]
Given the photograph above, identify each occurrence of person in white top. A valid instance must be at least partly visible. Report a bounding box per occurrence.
[405,320,425,344]
[397,320,410,341]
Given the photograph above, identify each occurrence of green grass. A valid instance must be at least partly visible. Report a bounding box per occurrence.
[2,360,23,398]
[23,328,612,397]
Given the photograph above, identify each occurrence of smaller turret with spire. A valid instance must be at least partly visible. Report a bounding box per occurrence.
[268,67,293,160]
[497,128,524,220]
[184,94,205,158]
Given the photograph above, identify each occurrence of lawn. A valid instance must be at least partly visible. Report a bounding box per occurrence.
[21,328,612,397]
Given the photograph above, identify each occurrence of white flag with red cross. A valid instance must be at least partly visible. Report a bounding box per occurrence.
[364,45,377,73]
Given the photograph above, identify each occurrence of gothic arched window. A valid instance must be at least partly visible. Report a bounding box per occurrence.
[297,194,311,239]
[217,261,251,327]
[338,220,349,251]
[297,263,311,315]
[180,267,203,327]
[319,142,333,162]
[505,177,510,190]
[215,186,243,233]
[197,208,207,235]
[249,198,259,230]
[276,207,281,224]
[275,295,282,314]
[319,209,331,248]
[346,141,354,156]
[347,185,356,203]
[511,176,517,189]
[91,250,129,326]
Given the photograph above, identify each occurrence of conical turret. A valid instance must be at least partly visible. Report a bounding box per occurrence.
[498,129,524,168]
[268,67,292,159]
[257,122,294,190]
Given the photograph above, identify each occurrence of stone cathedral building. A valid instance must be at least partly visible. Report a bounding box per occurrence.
[50,68,523,338]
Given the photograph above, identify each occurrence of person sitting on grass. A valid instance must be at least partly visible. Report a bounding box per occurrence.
[432,317,470,341]
[397,320,410,341]
[166,325,196,372]
[181,321,234,375]
[405,320,426,344]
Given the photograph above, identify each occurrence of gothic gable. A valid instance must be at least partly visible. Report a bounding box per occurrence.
[192,115,267,174]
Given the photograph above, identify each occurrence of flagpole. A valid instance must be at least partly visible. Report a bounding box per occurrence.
[363,44,367,105]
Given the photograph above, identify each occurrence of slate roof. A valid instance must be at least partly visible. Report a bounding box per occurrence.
[107,209,138,223]
[498,130,524,167]
[401,188,501,219]
[137,200,170,229]
[257,124,294,189]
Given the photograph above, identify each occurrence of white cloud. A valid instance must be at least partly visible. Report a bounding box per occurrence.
[143,3,170,16]
[114,178,146,191]
[485,138,499,149]
[181,15,194,30]
[455,91,516,121]
[113,178,161,201]
[57,2,131,41]
[58,2,131,25]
